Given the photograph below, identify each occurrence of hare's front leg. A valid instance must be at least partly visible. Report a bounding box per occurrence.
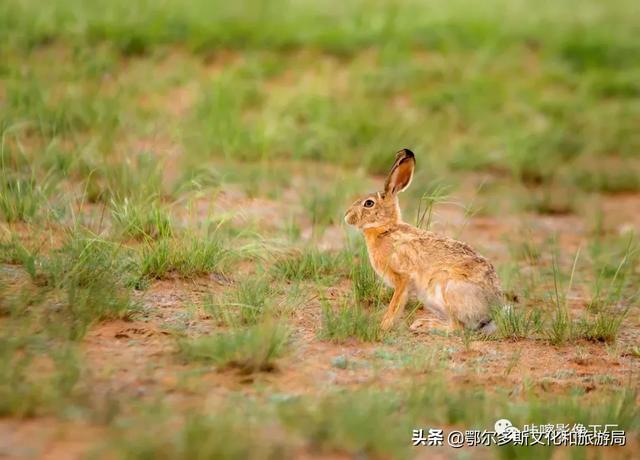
[380,276,409,331]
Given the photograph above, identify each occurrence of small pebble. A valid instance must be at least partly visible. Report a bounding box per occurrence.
[331,355,348,369]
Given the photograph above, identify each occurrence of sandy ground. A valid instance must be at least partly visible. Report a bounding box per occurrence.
[1,175,639,459]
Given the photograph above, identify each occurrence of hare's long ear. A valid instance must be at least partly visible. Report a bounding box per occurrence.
[384,148,415,195]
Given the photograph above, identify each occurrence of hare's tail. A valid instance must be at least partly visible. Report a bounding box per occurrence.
[477,317,497,335]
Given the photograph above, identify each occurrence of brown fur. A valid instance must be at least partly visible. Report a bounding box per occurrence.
[344,149,503,332]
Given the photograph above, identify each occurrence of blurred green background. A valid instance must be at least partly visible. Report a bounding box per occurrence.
[1,0,638,195]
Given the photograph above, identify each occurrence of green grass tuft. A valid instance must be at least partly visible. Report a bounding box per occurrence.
[0,235,39,278]
[319,300,382,343]
[178,321,289,373]
[576,308,628,343]
[110,198,173,240]
[82,152,164,204]
[0,340,82,417]
[278,390,408,459]
[349,246,391,308]
[0,173,44,222]
[546,303,573,346]
[108,406,284,460]
[39,230,137,339]
[204,275,276,326]
[139,233,229,280]
[272,248,345,282]
[492,305,543,340]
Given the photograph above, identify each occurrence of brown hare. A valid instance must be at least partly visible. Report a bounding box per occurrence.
[344,149,502,333]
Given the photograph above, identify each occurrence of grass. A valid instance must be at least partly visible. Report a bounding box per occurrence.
[139,233,229,280]
[277,379,640,460]
[2,229,139,340]
[546,304,573,346]
[507,232,545,265]
[107,406,284,460]
[523,186,577,216]
[3,3,640,178]
[497,235,634,344]
[349,245,392,308]
[272,247,346,282]
[545,238,635,345]
[215,162,292,199]
[588,233,639,311]
[573,168,640,194]
[2,0,638,62]
[302,177,359,232]
[1,0,639,457]
[278,390,409,458]
[46,233,136,339]
[319,299,382,343]
[545,249,581,346]
[81,152,165,204]
[492,305,544,340]
[178,321,290,373]
[110,198,173,240]
[579,238,634,343]
[0,234,39,277]
[0,173,45,222]
[0,338,82,417]
[204,275,276,326]
[101,381,640,460]
[577,309,628,343]
[414,182,452,230]
[408,379,640,437]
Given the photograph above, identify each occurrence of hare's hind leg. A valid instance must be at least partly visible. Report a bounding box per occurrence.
[443,280,492,330]
[411,276,459,334]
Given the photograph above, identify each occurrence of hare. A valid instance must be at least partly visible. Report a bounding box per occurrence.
[344,149,502,333]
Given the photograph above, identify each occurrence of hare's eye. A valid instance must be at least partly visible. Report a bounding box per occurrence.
[363,199,375,208]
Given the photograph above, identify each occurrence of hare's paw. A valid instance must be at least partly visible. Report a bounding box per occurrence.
[380,313,396,331]
[409,317,454,335]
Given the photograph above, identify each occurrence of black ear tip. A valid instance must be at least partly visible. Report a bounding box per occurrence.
[399,148,414,158]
